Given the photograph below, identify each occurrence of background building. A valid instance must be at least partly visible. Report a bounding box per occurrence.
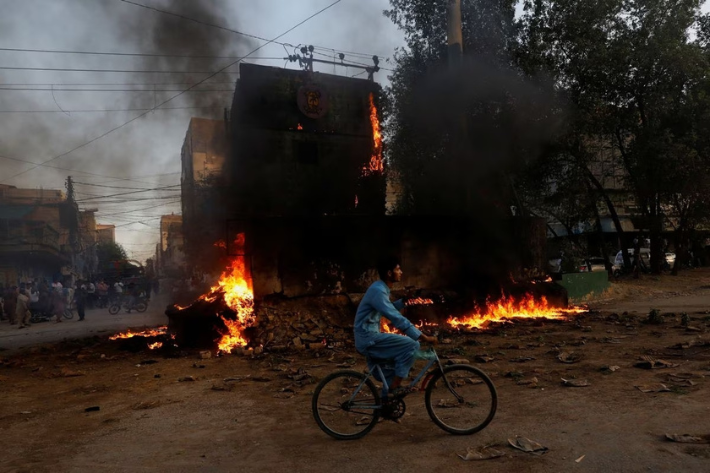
[96,224,116,244]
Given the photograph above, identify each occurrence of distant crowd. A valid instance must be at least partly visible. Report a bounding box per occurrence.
[0,277,160,328]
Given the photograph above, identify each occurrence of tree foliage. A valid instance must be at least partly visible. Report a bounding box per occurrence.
[96,241,131,277]
[384,0,522,214]
[514,0,710,272]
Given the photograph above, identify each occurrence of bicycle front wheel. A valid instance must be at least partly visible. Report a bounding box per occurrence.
[312,370,380,440]
[108,304,120,315]
[63,308,75,320]
[425,364,497,435]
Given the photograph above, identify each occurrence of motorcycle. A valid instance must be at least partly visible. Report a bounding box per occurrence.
[108,296,148,315]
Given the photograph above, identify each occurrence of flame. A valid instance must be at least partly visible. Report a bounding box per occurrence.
[405,297,434,306]
[177,234,255,353]
[214,240,227,249]
[447,293,587,331]
[213,249,255,352]
[148,342,163,350]
[109,326,167,340]
[362,93,383,175]
[380,318,438,335]
[297,123,303,130]
[380,319,397,333]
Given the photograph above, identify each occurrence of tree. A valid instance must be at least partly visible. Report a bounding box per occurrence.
[515,0,710,273]
[384,0,527,215]
[96,241,131,278]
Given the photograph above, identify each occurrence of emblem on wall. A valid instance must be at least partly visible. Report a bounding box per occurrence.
[297,85,328,119]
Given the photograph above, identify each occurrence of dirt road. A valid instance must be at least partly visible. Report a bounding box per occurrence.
[1,272,710,472]
[0,295,170,353]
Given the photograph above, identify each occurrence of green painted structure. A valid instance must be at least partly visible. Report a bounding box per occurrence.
[558,271,610,303]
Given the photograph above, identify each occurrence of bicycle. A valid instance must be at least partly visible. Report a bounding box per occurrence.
[312,347,497,440]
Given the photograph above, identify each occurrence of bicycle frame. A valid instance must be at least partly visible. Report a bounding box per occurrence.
[347,349,463,410]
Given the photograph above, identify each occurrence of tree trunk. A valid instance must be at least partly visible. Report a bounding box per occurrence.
[591,195,612,271]
[672,228,683,276]
[649,195,663,275]
[584,167,630,268]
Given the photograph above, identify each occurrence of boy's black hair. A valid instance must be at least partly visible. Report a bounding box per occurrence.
[377,256,400,281]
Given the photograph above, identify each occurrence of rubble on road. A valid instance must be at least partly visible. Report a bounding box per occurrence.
[458,445,505,461]
[634,356,678,369]
[635,384,671,393]
[561,378,590,387]
[557,352,583,364]
[665,434,710,444]
[508,436,548,455]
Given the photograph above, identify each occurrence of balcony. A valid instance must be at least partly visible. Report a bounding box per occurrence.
[0,224,63,257]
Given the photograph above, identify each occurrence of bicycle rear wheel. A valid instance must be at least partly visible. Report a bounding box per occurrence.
[312,370,380,440]
[135,302,147,313]
[108,304,120,315]
[63,308,75,320]
[425,364,497,435]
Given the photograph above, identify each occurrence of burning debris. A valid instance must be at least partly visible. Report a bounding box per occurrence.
[169,233,255,354]
[109,326,168,341]
[447,293,587,331]
[108,326,172,352]
[404,297,434,306]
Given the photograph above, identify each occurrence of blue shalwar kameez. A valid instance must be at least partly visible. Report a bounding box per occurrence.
[354,280,421,384]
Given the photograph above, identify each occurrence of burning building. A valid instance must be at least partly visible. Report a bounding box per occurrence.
[227,63,385,217]
[166,63,568,353]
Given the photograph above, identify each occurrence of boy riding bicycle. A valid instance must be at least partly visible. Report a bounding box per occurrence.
[354,256,437,396]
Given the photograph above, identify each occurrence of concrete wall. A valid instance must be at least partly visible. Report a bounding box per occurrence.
[231,215,548,300]
[180,118,228,273]
[229,63,385,218]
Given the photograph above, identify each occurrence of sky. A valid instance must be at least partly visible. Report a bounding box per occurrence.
[0,0,406,261]
[0,0,708,262]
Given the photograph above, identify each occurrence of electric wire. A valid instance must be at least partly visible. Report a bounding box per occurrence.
[117,0,382,60]
[74,184,181,203]
[0,106,221,113]
[0,0,345,185]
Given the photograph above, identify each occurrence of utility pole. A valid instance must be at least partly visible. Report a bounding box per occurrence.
[447,0,463,68]
[66,176,81,275]
[447,0,469,214]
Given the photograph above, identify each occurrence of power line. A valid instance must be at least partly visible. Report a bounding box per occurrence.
[96,200,182,217]
[118,0,379,60]
[74,184,181,202]
[0,46,278,60]
[0,65,272,73]
[0,67,237,74]
[0,81,235,86]
[80,195,182,204]
[75,181,176,190]
[0,153,180,185]
[0,87,234,92]
[0,0,346,185]
[0,106,221,114]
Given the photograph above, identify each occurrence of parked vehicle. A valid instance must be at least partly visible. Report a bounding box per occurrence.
[29,303,75,323]
[579,257,608,273]
[108,296,148,315]
[612,249,676,276]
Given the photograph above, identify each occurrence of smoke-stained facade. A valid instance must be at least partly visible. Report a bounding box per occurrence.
[228,63,386,217]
